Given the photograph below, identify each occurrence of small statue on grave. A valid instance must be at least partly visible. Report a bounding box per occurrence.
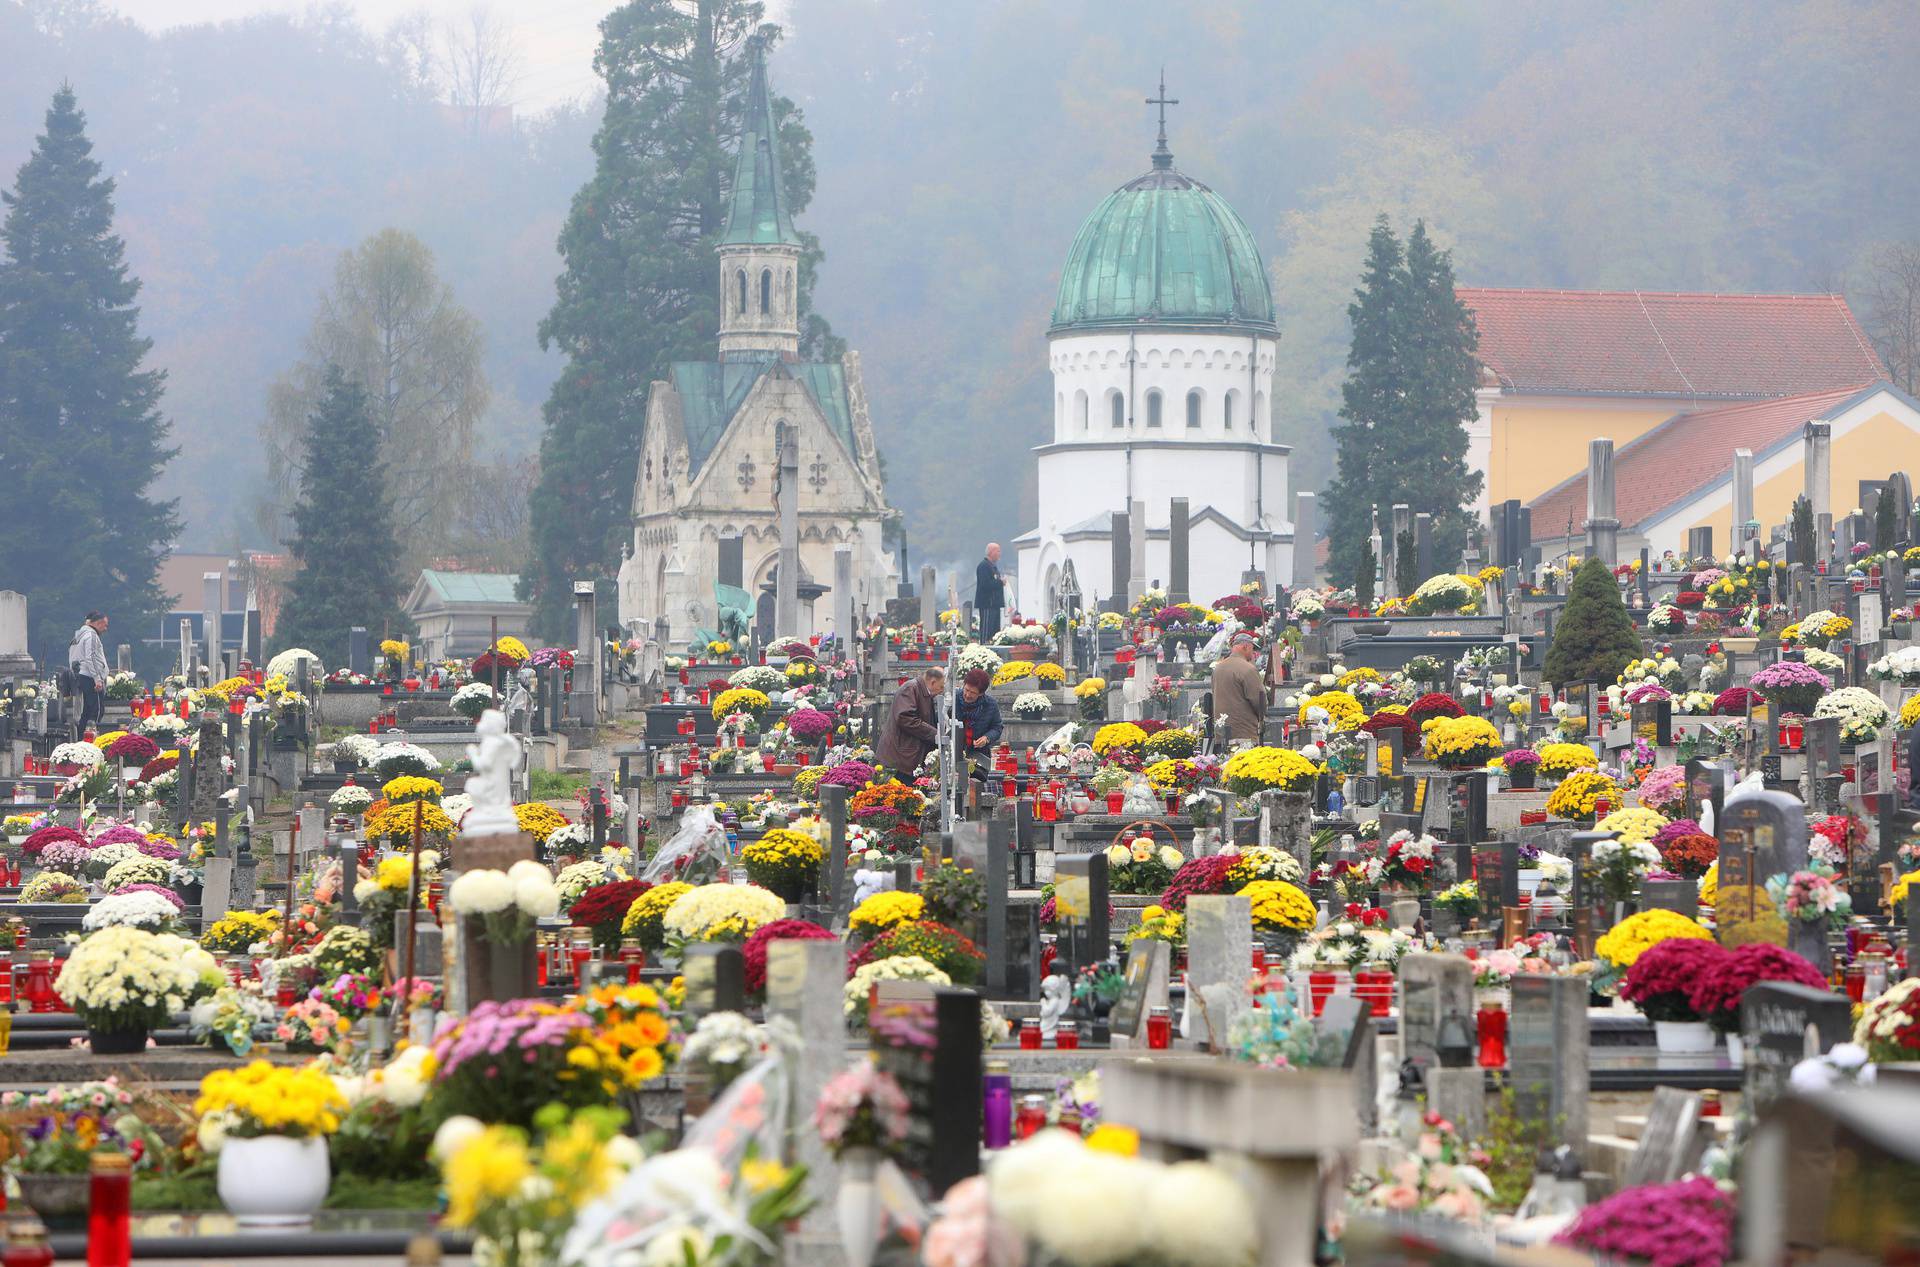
[1039,966,1072,1039]
[462,708,523,838]
[1120,772,1159,817]
[503,665,536,730]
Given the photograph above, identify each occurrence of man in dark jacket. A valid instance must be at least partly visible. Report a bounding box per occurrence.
[954,668,1003,778]
[877,667,945,776]
[976,543,1005,640]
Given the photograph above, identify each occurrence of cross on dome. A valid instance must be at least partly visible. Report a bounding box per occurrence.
[1147,69,1179,170]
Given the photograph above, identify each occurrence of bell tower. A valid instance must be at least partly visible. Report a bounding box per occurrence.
[718,37,801,361]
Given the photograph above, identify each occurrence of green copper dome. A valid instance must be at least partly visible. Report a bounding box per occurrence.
[1050,162,1276,335]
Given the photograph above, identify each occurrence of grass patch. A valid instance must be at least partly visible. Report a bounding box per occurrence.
[527,769,587,801]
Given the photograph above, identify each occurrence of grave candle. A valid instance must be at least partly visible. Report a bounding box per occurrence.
[1145,1005,1172,1049]
[86,1152,131,1267]
[982,1061,1013,1150]
[1053,1021,1079,1050]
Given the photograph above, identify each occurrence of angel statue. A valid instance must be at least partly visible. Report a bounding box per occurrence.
[463,708,523,837]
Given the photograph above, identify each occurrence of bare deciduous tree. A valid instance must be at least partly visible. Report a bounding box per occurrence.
[442,6,523,136]
[1858,241,1920,395]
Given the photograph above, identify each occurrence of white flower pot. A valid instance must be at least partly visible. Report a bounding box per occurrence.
[1653,1020,1716,1055]
[217,1134,330,1225]
[836,1146,882,1267]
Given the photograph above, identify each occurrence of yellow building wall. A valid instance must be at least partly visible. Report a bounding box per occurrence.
[1687,408,1918,544]
[1491,401,1678,506]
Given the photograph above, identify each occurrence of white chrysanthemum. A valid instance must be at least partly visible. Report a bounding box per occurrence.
[264,648,324,682]
[51,742,104,768]
[990,1131,1151,1264]
[513,872,560,919]
[329,785,374,812]
[82,892,178,932]
[1146,1161,1258,1266]
[447,869,514,915]
[661,883,784,940]
[844,955,951,1016]
[555,861,610,907]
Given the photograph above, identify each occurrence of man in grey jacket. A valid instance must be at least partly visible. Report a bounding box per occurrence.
[69,611,109,729]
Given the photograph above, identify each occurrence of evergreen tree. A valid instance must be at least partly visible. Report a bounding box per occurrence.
[1543,558,1642,686]
[276,368,410,663]
[1325,216,1485,585]
[523,2,838,635]
[0,86,179,663]
[1398,221,1485,559]
[1875,485,1899,552]
[1326,216,1402,586]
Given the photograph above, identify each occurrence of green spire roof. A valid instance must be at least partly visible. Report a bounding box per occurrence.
[720,39,798,247]
[1050,163,1276,334]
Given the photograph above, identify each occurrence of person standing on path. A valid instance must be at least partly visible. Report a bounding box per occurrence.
[68,611,109,730]
[877,666,946,777]
[976,543,1005,640]
[1209,630,1267,748]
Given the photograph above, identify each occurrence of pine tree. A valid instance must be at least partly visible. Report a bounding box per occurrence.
[1543,558,1643,686]
[0,86,179,663]
[276,368,411,663]
[523,2,838,636]
[1326,216,1402,587]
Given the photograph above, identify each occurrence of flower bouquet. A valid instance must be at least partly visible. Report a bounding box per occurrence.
[1764,864,1852,929]
[1011,691,1052,721]
[1356,1110,1494,1222]
[200,909,281,954]
[1587,836,1662,902]
[850,920,984,985]
[1813,685,1891,743]
[1857,977,1920,1062]
[1500,748,1541,788]
[1594,909,1713,982]
[814,1061,910,1158]
[1102,837,1185,894]
[844,954,951,1021]
[1359,829,1438,890]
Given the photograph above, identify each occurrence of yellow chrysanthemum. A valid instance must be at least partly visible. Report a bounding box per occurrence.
[848,891,925,935]
[1546,771,1620,821]
[1594,909,1712,969]
[1536,742,1600,775]
[1239,880,1316,931]
[1091,723,1148,754]
[1295,690,1364,731]
[1221,746,1320,795]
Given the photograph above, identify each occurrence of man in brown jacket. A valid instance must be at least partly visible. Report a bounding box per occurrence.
[877,667,946,776]
[1210,632,1267,747]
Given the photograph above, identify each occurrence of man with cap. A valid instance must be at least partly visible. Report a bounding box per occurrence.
[1210,631,1267,748]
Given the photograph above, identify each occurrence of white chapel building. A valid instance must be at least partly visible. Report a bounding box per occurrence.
[615,43,896,645]
[1014,113,1293,615]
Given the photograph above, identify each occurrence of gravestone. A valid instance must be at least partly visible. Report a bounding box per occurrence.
[1740,981,1852,1119]
[765,939,850,1224]
[1716,788,1809,948]
[1732,449,1757,553]
[918,564,937,633]
[186,719,227,823]
[679,944,746,1025]
[1396,953,1474,1070]
[348,626,370,677]
[0,593,28,680]
[1109,510,1130,605]
[1186,894,1251,1050]
[1509,972,1590,1155]
[1621,1086,1707,1188]
[1109,936,1170,1049]
[1315,996,1378,1133]
[1168,497,1191,605]
[1127,498,1148,606]
[1414,511,1434,583]
[1052,851,1109,974]
[868,984,982,1197]
[1640,877,1699,919]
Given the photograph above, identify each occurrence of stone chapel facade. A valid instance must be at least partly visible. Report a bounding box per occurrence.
[615,44,896,646]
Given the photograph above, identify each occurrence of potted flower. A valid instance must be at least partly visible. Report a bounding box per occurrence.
[1011,691,1052,721]
[1555,1176,1734,1266]
[195,1061,346,1225]
[1620,936,1728,1053]
[3,1079,161,1222]
[1239,879,1316,959]
[1500,748,1541,790]
[447,862,561,1002]
[1091,765,1128,814]
[55,926,219,1053]
[1749,660,1832,718]
[740,828,825,903]
[450,681,496,720]
[1421,715,1501,769]
[1686,943,1829,1063]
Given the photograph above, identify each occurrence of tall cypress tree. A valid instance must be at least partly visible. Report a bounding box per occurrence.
[0,86,179,662]
[1326,215,1485,590]
[276,368,410,663]
[1327,216,1403,588]
[1398,221,1484,560]
[523,2,838,636]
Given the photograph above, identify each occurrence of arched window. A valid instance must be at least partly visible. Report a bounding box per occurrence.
[735,270,747,315]
[1223,391,1237,430]
[1075,390,1089,431]
[1185,389,1202,428]
[1110,391,1125,429]
[759,269,771,314]
[1146,390,1163,428]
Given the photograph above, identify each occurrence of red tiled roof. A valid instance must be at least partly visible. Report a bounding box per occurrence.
[1459,288,1885,398]
[1527,386,1871,535]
